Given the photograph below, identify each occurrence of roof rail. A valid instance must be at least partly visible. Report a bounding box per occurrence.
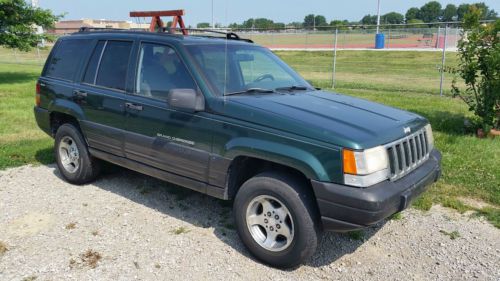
[78,27,127,33]
[168,28,254,43]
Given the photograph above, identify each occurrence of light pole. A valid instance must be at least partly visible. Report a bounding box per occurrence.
[31,0,45,47]
[376,0,381,34]
[211,0,214,28]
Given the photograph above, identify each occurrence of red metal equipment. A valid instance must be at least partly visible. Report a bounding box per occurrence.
[129,9,188,35]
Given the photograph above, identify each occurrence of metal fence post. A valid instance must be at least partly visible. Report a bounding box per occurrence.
[436,26,441,49]
[387,28,391,49]
[305,31,309,50]
[332,28,338,89]
[439,25,448,97]
[36,46,41,64]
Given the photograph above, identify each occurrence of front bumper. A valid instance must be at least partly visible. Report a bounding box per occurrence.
[311,149,441,232]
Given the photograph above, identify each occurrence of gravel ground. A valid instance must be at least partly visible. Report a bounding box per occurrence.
[0,164,498,281]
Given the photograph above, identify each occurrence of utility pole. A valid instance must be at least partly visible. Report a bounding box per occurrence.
[376,0,381,34]
[313,14,316,30]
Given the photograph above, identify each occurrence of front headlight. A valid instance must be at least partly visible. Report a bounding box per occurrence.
[342,146,389,187]
[425,124,434,151]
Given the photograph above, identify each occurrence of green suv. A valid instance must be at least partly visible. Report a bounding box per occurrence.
[34,30,441,268]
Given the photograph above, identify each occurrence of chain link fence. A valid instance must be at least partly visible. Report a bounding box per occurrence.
[240,27,461,51]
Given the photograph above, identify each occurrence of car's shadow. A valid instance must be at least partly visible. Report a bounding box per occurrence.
[49,163,386,269]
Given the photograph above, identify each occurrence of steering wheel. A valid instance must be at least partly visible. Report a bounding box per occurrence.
[253,74,275,83]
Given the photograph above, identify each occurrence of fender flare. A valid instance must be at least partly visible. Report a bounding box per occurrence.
[223,137,330,182]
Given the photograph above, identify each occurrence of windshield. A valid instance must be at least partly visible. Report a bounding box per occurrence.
[185,43,313,96]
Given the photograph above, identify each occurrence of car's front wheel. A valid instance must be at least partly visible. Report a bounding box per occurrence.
[234,172,321,268]
[55,123,101,184]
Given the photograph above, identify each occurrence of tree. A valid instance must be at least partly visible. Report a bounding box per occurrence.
[473,2,498,20]
[451,6,500,132]
[418,1,442,22]
[405,7,420,22]
[0,0,60,51]
[407,19,425,26]
[274,22,285,29]
[360,14,377,25]
[303,14,327,29]
[197,22,210,28]
[329,20,349,30]
[287,22,303,28]
[457,4,470,20]
[382,12,404,24]
[303,14,315,28]
[442,4,457,22]
[314,15,327,27]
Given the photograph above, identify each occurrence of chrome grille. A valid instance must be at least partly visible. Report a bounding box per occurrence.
[385,128,430,181]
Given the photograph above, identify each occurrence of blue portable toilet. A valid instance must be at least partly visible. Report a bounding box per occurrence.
[375,33,385,49]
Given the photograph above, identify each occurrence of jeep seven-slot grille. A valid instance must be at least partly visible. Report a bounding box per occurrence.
[385,128,430,181]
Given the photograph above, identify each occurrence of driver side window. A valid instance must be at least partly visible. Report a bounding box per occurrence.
[136,43,196,100]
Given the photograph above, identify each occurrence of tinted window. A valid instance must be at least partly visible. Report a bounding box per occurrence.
[45,39,92,81]
[95,41,133,91]
[83,41,106,84]
[136,43,196,100]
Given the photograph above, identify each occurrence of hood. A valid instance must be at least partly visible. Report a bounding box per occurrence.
[220,90,428,149]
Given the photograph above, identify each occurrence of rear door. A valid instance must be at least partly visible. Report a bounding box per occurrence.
[75,39,135,157]
[123,42,213,183]
[39,38,93,113]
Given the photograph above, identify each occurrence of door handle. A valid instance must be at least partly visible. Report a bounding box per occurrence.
[73,90,87,98]
[125,102,143,111]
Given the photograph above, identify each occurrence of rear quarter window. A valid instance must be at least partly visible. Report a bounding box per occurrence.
[44,39,92,81]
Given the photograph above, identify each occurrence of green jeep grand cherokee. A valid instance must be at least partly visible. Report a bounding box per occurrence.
[34,30,441,268]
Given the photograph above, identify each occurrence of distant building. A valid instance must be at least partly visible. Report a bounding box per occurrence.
[48,19,150,34]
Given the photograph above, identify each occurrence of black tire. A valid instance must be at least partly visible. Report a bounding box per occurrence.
[54,123,101,184]
[233,171,321,268]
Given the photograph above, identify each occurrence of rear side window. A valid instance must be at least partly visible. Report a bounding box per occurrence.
[45,39,92,81]
[83,41,106,84]
[95,41,133,91]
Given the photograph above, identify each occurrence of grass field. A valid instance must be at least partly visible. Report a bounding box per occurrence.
[0,48,498,227]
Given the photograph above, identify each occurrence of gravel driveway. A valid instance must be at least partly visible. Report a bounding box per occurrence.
[0,165,498,281]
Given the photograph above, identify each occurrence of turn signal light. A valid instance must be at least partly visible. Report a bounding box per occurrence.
[342,149,357,175]
[35,82,41,106]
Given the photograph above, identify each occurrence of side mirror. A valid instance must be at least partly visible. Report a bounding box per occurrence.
[167,89,205,112]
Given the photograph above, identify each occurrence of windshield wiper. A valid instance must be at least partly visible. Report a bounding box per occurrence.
[225,88,276,96]
[275,85,309,92]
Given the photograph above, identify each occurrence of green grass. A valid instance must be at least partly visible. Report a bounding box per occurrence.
[0,62,54,169]
[171,226,190,235]
[439,229,461,240]
[0,48,498,227]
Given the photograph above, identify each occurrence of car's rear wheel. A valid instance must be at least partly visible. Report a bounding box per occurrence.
[234,171,321,268]
[55,123,101,184]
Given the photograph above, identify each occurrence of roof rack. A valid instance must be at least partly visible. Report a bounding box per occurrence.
[75,26,253,43]
[169,28,253,43]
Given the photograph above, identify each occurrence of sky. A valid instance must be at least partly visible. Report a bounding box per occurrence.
[39,0,500,25]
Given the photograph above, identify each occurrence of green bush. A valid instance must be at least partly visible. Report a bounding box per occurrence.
[451,7,500,131]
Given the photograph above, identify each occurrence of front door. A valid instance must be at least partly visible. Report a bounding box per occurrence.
[124,42,213,182]
[75,40,134,157]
